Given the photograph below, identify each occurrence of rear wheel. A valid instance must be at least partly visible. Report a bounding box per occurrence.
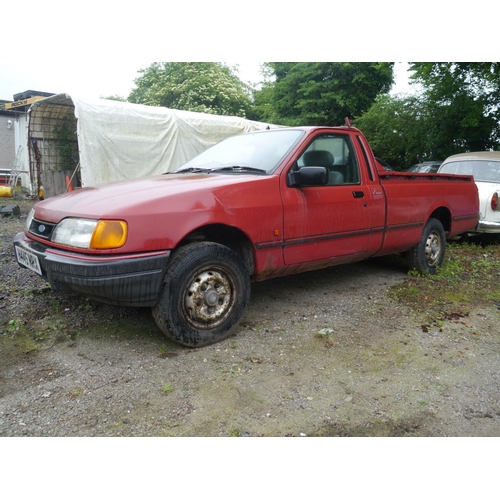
[406,217,445,274]
[152,242,251,347]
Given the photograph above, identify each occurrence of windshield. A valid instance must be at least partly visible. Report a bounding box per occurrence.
[176,129,305,175]
[440,160,500,182]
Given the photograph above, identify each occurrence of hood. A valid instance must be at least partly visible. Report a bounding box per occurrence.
[35,173,266,223]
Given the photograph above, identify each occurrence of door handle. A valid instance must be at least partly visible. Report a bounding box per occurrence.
[352,191,364,198]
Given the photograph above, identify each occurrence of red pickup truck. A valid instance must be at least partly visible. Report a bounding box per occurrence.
[14,125,479,347]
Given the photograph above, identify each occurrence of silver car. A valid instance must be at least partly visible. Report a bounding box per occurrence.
[438,152,500,234]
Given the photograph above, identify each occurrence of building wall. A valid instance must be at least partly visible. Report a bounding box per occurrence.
[2,92,56,195]
[0,113,16,170]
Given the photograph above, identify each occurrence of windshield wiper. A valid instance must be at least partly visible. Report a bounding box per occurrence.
[211,166,267,174]
[171,167,212,174]
[170,165,267,175]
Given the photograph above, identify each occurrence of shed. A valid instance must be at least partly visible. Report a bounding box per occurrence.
[27,95,274,198]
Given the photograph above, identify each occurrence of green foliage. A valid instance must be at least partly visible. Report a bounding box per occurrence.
[1,318,40,360]
[101,94,127,102]
[355,63,500,168]
[252,62,394,126]
[355,94,434,168]
[7,318,21,332]
[51,115,79,170]
[410,63,500,152]
[121,61,500,163]
[128,62,253,117]
[389,238,500,311]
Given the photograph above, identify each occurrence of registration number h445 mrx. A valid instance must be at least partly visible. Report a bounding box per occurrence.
[15,246,42,275]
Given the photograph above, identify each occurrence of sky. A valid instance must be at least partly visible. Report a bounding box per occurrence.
[0,62,263,101]
[0,3,489,103]
[0,62,415,102]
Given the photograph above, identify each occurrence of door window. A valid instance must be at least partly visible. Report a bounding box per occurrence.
[297,135,360,185]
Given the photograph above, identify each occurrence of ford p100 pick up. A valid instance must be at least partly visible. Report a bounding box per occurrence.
[14,125,479,346]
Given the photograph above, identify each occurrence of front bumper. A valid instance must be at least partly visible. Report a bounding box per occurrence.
[13,232,171,307]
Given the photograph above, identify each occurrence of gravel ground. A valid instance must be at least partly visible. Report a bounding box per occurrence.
[1,198,500,437]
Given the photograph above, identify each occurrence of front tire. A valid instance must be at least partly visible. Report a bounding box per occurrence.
[152,242,251,347]
[406,217,445,274]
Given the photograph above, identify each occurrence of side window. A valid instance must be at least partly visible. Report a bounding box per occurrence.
[297,134,360,185]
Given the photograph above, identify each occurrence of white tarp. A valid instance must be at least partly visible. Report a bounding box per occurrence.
[72,96,274,186]
[30,94,274,188]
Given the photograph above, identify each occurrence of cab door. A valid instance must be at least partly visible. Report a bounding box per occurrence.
[281,133,373,266]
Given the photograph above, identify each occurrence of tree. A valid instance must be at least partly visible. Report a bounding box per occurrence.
[100,94,126,102]
[252,62,394,126]
[355,94,434,169]
[355,63,500,168]
[409,63,500,152]
[127,62,253,117]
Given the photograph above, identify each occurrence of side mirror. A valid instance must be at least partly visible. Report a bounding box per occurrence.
[288,166,328,187]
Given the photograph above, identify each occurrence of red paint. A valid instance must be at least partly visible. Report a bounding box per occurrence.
[26,126,479,281]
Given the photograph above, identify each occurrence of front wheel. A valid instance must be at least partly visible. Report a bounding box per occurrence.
[152,242,251,347]
[406,218,446,274]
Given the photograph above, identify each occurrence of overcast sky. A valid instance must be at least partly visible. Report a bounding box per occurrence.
[0,2,487,103]
[0,62,262,101]
[0,62,416,102]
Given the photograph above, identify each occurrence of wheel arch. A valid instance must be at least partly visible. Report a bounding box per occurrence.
[177,224,255,276]
[429,206,452,234]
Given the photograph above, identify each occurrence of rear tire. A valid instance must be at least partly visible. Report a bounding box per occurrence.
[152,242,251,347]
[406,217,445,274]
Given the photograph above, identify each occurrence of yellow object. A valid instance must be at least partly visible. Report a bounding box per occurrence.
[90,220,128,249]
[0,186,13,198]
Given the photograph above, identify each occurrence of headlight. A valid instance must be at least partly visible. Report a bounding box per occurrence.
[25,208,35,231]
[52,218,127,249]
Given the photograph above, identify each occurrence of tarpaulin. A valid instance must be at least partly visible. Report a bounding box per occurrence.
[29,94,275,188]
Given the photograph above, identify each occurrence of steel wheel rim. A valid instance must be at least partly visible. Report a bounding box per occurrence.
[425,231,442,267]
[183,267,235,329]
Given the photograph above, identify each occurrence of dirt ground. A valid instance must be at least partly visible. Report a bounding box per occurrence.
[1,198,500,437]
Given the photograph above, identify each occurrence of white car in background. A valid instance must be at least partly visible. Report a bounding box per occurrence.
[438,152,500,235]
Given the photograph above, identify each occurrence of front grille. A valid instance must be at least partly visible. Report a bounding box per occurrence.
[29,218,57,240]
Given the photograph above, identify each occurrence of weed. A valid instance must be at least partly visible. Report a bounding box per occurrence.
[65,331,80,341]
[389,240,500,312]
[69,388,83,398]
[47,318,65,331]
[7,319,21,332]
[161,385,174,394]
[49,298,60,309]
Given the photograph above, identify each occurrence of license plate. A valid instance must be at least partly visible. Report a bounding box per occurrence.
[15,246,42,275]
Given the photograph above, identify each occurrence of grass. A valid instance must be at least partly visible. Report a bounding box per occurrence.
[389,238,500,314]
[1,318,41,361]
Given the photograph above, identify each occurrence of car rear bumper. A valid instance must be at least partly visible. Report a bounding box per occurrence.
[14,232,170,307]
[476,219,500,233]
